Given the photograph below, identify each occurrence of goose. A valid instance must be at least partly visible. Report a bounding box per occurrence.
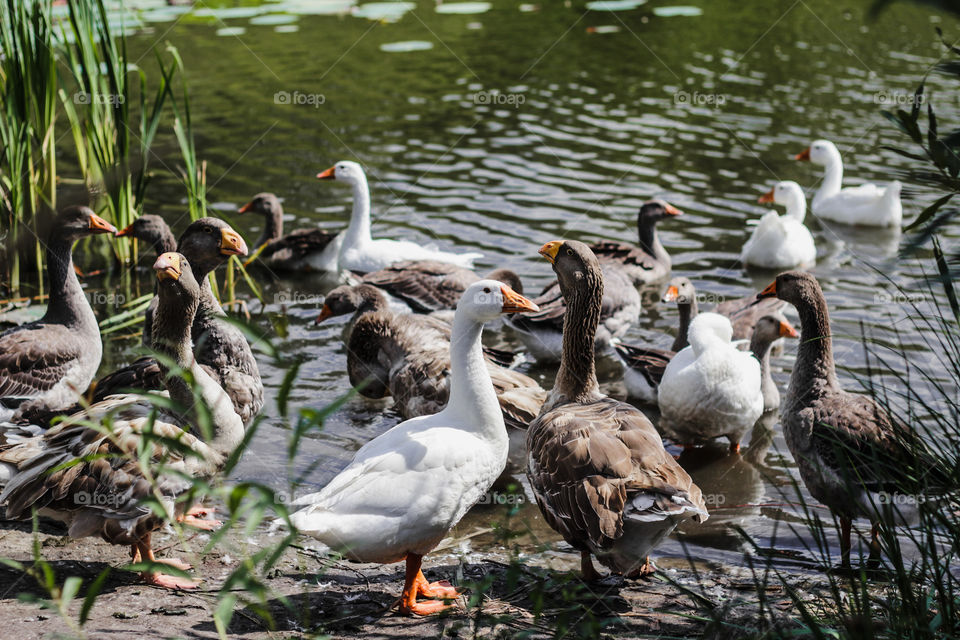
[612,276,698,404]
[657,313,765,453]
[0,206,117,421]
[359,260,523,314]
[750,314,798,412]
[0,252,244,588]
[238,192,342,272]
[316,161,483,273]
[525,240,707,579]
[796,140,902,227]
[116,214,178,257]
[317,284,546,429]
[757,271,950,567]
[91,218,262,425]
[741,181,817,269]
[589,199,682,285]
[505,260,640,361]
[288,280,538,615]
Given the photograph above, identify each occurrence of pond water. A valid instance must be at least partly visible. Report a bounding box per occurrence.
[71,0,960,575]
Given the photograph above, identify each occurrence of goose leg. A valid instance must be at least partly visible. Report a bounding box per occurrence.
[839,517,852,568]
[136,534,200,589]
[398,554,453,616]
[580,551,603,582]
[867,522,882,567]
[729,440,741,455]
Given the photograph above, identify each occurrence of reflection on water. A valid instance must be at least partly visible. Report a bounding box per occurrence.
[73,0,960,575]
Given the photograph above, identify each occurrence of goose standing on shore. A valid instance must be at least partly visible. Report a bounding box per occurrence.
[657,313,764,453]
[742,181,817,269]
[526,241,707,579]
[92,218,262,425]
[757,271,948,566]
[289,281,538,615]
[317,161,482,273]
[237,192,342,272]
[0,253,244,588]
[317,284,545,429]
[796,140,902,227]
[0,206,117,421]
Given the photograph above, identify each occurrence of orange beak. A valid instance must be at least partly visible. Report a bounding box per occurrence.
[662,285,679,303]
[116,223,134,237]
[663,202,683,216]
[779,319,799,338]
[538,241,562,264]
[758,188,776,204]
[757,281,778,300]
[238,201,253,214]
[89,213,118,236]
[315,304,334,324]
[795,147,811,161]
[219,228,249,257]
[154,252,182,282]
[500,285,539,314]
[316,166,336,180]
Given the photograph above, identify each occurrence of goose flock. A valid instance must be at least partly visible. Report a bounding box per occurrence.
[0,140,946,614]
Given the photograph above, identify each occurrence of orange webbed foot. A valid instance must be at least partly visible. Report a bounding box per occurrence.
[179,514,222,530]
[399,599,455,616]
[142,572,201,590]
[417,578,460,600]
[153,557,192,571]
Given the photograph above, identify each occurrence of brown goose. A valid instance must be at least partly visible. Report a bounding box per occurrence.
[613,276,698,404]
[318,284,546,429]
[757,271,948,567]
[0,206,117,421]
[115,214,177,258]
[92,218,262,425]
[238,192,342,272]
[589,199,682,285]
[0,252,244,588]
[358,260,524,314]
[751,314,798,412]
[525,240,707,579]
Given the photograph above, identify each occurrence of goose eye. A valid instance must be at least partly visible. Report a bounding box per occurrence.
[204,226,213,234]
[566,248,574,256]
[483,287,490,294]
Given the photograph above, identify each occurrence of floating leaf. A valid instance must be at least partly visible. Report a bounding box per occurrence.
[436,2,492,14]
[652,6,702,16]
[380,40,434,52]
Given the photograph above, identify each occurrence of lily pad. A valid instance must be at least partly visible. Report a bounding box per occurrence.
[436,2,492,14]
[380,40,434,52]
[652,5,702,16]
[585,0,647,11]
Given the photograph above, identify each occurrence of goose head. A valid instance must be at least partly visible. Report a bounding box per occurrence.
[56,205,118,242]
[758,181,807,218]
[238,193,282,221]
[152,252,202,348]
[687,312,734,354]
[316,160,367,187]
[538,239,603,304]
[315,284,388,324]
[752,314,798,346]
[458,279,538,324]
[116,214,174,249]
[662,276,696,305]
[796,139,840,166]
[757,270,821,308]
[177,218,248,278]
[639,199,683,225]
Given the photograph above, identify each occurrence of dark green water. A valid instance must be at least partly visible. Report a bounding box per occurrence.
[69,0,960,572]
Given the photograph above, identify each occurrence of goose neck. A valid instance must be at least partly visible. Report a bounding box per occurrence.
[637,218,668,265]
[789,290,839,402]
[256,208,284,247]
[783,189,807,222]
[444,311,503,437]
[750,333,775,394]
[817,155,844,201]
[555,276,602,403]
[342,177,372,248]
[672,298,698,352]
[43,236,93,327]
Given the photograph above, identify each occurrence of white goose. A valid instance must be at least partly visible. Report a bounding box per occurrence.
[657,312,764,453]
[741,181,817,269]
[288,280,538,615]
[796,140,902,227]
[317,161,483,273]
